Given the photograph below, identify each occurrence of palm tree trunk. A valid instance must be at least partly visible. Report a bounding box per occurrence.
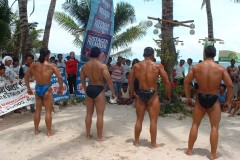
[18,0,30,61]
[42,0,57,48]
[205,0,214,39]
[161,0,176,80]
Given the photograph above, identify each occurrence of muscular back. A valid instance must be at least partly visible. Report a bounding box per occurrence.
[81,60,105,85]
[191,60,230,95]
[133,60,165,90]
[30,62,56,85]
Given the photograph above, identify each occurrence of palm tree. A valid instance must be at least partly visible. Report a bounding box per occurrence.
[18,0,30,60]
[42,0,57,48]
[54,0,147,56]
[0,0,11,51]
[201,0,240,40]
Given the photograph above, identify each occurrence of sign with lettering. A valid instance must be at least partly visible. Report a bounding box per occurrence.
[75,62,88,98]
[80,0,114,63]
[0,66,71,116]
[0,81,35,116]
[51,66,70,102]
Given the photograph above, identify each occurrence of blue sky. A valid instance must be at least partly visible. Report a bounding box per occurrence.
[9,0,240,62]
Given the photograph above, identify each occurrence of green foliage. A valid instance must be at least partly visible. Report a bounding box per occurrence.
[159,101,192,120]
[158,81,191,119]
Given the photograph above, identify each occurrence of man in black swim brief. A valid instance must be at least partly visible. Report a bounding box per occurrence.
[129,47,170,148]
[80,47,115,141]
[184,46,233,159]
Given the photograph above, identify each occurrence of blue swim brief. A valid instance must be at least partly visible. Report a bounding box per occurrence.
[35,84,51,98]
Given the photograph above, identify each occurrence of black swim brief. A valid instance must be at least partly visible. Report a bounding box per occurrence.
[198,93,218,109]
[137,89,156,103]
[86,85,104,99]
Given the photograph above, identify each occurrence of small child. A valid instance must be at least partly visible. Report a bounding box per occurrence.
[218,84,227,111]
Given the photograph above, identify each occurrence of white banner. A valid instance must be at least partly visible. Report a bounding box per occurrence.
[0,81,35,116]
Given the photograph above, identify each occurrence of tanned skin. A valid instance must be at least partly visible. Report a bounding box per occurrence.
[184,57,233,160]
[81,56,115,141]
[25,53,63,136]
[129,52,170,149]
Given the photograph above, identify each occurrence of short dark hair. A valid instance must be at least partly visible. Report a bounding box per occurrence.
[143,47,154,57]
[187,58,193,62]
[25,54,34,60]
[204,46,216,58]
[39,48,50,63]
[13,57,19,63]
[219,83,226,90]
[0,64,5,70]
[122,83,128,87]
[230,59,235,63]
[90,47,101,58]
[57,54,63,57]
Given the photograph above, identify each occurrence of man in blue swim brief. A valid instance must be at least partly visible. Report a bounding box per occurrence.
[184,46,233,159]
[25,48,63,136]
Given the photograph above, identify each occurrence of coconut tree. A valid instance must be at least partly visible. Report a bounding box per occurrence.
[18,0,30,61]
[0,0,11,51]
[42,0,57,48]
[54,0,147,56]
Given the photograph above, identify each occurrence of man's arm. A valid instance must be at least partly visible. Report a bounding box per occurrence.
[222,69,234,106]
[80,65,86,91]
[128,67,136,99]
[103,65,115,98]
[24,66,33,95]
[159,65,170,101]
[184,68,194,106]
[53,64,63,95]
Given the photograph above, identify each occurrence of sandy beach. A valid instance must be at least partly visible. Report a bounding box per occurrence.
[0,103,239,160]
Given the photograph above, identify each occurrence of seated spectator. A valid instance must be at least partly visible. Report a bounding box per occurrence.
[228,95,240,117]
[218,84,228,111]
[117,83,133,105]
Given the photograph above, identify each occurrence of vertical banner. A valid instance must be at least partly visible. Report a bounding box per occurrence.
[75,62,88,98]
[80,0,114,63]
[51,66,70,102]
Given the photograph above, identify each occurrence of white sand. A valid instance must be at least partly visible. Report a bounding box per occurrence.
[0,103,239,160]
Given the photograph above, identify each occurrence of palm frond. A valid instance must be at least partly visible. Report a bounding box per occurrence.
[112,22,147,50]
[54,11,84,34]
[114,2,135,34]
[62,0,90,29]
[201,0,206,9]
[72,37,83,48]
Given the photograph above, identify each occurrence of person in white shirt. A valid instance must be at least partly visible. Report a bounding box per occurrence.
[173,59,185,85]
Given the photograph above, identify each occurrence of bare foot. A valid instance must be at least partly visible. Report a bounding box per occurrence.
[34,130,41,135]
[97,136,111,142]
[150,143,161,149]
[86,135,93,140]
[133,141,139,147]
[210,154,217,160]
[47,130,54,137]
[185,149,193,156]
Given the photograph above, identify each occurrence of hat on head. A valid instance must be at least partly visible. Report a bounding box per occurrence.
[2,56,13,65]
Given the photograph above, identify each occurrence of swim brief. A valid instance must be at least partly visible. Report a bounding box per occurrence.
[198,93,218,109]
[86,85,104,99]
[137,89,156,103]
[35,84,51,98]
